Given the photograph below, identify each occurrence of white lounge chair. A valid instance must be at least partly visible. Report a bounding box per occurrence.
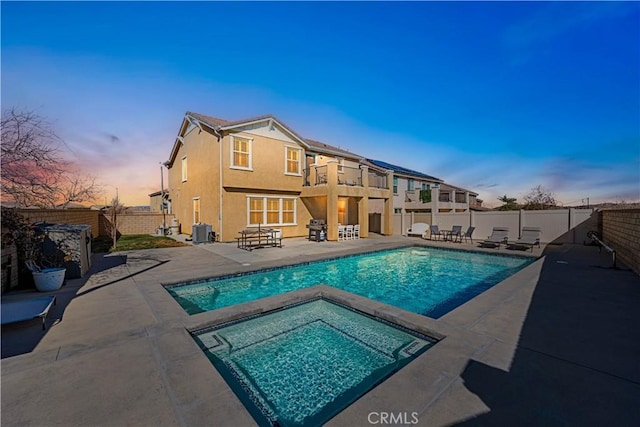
[407,223,429,238]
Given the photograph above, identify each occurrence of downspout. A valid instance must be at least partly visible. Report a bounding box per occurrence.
[213,127,223,241]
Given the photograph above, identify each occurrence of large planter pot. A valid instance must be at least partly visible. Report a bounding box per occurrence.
[32,268,66,292]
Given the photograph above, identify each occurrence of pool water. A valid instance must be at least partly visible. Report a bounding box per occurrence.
[168,247,531,318]
[193,299,435,426]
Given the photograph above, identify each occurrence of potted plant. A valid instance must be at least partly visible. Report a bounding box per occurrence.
[1,210,69,292]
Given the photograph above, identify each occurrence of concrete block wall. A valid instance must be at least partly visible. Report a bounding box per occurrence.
[16,209,100,237]
[101,213,176,236]
[602,209,640,276]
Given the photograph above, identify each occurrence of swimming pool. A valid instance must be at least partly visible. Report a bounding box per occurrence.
[192,298,436,426]
[168,246,532,318]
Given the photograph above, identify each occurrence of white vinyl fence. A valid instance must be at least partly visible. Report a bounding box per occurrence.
[396,208,595,243]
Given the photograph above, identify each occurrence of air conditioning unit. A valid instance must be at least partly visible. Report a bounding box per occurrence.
[192,224,212,243]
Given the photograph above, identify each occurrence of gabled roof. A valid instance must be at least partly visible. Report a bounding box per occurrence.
[305,138,363,160]
[366,159,442,182]
[186,112,311,149]
[167,111,367,167]
[167,112,313,166]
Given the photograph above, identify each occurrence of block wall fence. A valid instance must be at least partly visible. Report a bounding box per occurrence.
[11,209,174,237]
[601,209,640,276]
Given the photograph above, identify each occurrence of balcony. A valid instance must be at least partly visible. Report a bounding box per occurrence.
[301,164,391,199]
[405,189,434,210]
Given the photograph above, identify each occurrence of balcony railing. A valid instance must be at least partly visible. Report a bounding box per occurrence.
[302,165,389,190]
[405,189,432,204]
[368,171,388,189]
[315,165,328,185]
[455,194,467,203]
[337,166,362,186]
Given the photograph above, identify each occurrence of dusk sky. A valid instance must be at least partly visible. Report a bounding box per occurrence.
[2,1,639,207]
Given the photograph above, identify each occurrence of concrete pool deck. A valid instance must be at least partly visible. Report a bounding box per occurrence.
[1,235,639,426]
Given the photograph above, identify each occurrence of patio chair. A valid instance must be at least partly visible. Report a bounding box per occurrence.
[507,227,541,252]
[460,226,475,243]
[353,224,360,239]
[430,225,443,241]
[450,225,463,242]
[345,224,354,240]
[479,227,509,249]
[338,225,346,241]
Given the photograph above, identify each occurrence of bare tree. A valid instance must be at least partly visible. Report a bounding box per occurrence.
[523,185,557,210]
[106,194,125,250]
[1,108,100,207]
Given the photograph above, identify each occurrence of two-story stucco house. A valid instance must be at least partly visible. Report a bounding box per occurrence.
[165,112,394,242]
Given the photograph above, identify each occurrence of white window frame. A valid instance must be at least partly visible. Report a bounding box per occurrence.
[230,135,253,171]
[181,156,187,182]
[193,197,201,224]
[284,146,302,176]
[246,195,297,226]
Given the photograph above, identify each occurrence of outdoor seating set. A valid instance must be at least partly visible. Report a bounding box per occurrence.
[337,224,360,241]
[479,226,541,252]
[407,223,541,252]
[236,225,283,251]
[429,225,475,243]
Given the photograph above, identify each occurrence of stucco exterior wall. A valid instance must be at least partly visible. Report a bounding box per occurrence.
[167,127,220,233]
[165,115,394,242]
[601,209,640,276]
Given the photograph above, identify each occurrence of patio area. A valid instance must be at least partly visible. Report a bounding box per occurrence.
[1,235,639,426]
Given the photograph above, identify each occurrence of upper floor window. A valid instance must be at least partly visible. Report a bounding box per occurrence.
[181,156,188,182]
[231,135,252,170]
[407,179,415,191]
[393,176,398,194]
[421,182,430,191]
[337,158,345,173]
[285,146,302,175]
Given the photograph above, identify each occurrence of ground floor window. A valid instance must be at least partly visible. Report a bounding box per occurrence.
[193,197,201,224]
[247,196,297,226]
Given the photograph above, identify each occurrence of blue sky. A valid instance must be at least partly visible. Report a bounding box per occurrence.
[2,1,639,206]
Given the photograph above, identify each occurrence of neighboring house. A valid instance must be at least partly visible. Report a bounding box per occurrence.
[366,159,478,214]
[165,112,394,242]
[149,189,169,213]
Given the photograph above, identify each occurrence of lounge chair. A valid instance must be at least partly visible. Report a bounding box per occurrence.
[407,223,429,238]
[1,296,56,330]
[430,225,443,241]
[508,227,541,252]
[460,226,475,243]
[479,227,509,249]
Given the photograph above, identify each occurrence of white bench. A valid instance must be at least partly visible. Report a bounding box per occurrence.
[1,296,56,330]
